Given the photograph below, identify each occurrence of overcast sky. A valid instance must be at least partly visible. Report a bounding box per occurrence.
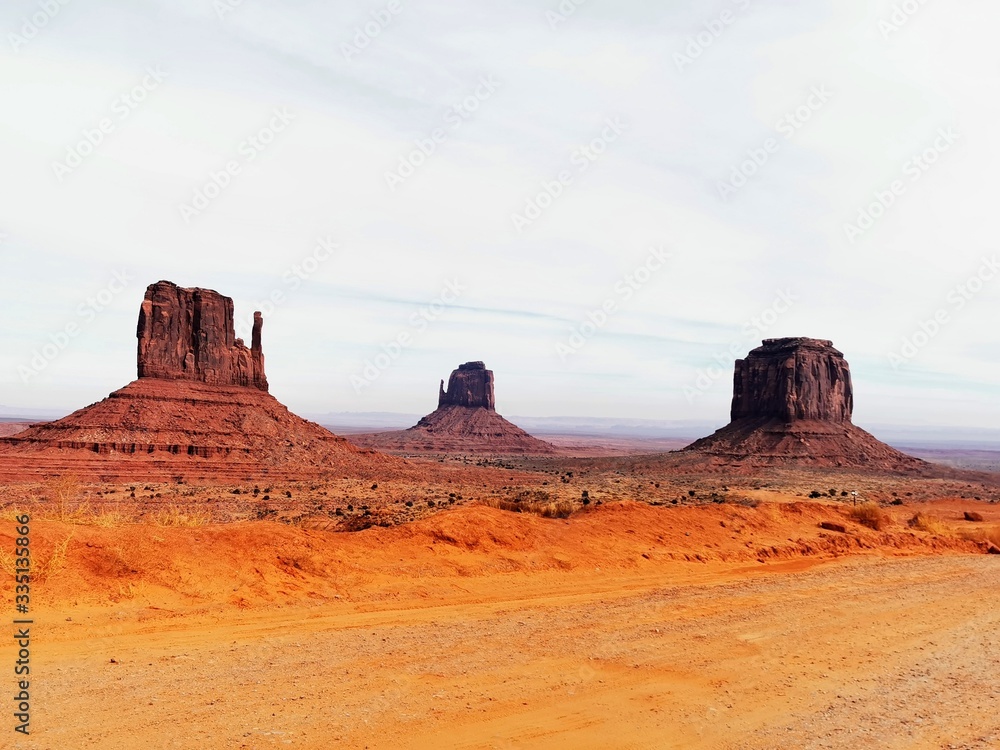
[1,0,998,429]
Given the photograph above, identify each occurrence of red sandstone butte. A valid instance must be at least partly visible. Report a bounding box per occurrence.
[0,281,397,482]
[683,338,925,470]
[137,280,267,391]
[437,361,496,410]
[352,362,556,455]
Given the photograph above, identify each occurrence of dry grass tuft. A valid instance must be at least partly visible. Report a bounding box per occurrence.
[45,475,94,522]
[481,498,575,519]
[958,524,1000,548]
[907,512,951,536]
[150,505,212,527]
[35,532,74,581]
[847,502,890,531]
[0,532,75,582]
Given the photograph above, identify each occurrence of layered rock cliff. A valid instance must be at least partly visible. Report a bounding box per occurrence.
[353,362,555,455]
[137,280,267,391]
[685,338,923,471]
[438,362,496,410]
[730,338,852,422]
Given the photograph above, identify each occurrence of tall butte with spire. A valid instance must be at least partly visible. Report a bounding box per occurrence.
[136,281,268,390]
[353,361,556,454]
[0,280,396,481]
[683,337,924,470]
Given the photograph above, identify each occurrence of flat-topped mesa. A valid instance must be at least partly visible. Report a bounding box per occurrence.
[438,361,495,410]
[682,337,926,471]
[730,337,852,423]
[136,280,268,391]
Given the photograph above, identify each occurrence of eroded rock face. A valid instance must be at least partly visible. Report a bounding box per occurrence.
[730,338,852,423]
[350,361,554,454]
[438,361,495,410]
[684,337,924,471]
[136,281,267,391]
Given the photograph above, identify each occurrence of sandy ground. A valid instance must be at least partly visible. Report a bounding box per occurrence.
[1,499,998,749]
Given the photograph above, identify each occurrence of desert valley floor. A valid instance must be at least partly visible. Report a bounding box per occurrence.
[1,456,999,750]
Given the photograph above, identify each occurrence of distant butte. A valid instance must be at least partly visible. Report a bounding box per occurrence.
[437,361,495,410]
[352,362,556,455]
[0,280,396,482]
[683,338,926,470]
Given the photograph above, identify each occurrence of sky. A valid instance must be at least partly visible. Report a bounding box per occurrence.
[1,0,998,429]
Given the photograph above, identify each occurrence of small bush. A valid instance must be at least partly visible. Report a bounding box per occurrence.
[847,502,890,531]
[151,505,211,527]
[809,490,823,499]
[907,513,950,535]
[480,498,575,519]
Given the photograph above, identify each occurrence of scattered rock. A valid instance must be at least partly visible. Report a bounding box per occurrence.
[964,511,984,522]
[820,521,847,533]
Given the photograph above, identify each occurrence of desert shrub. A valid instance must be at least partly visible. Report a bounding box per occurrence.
[93,505,133,527]
[848,502,890,531]
[0,532,74,582]
[480,498,575,519]
[45,475,92,522]
[339,511,392,532]
[151,505,211,527]
[957,525,1000,547]
[907,513,950,535]
[809,490,823,499]
[515,489,552,503]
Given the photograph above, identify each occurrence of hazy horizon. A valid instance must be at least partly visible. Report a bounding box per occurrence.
[2,1,998,428]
